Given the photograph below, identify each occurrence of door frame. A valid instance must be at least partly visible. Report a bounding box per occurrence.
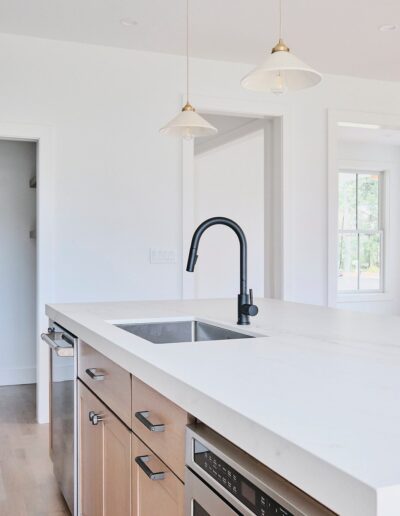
[181,94,293,301]
[0,123,54,423]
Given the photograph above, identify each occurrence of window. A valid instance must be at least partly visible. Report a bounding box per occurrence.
[338,170,384,293]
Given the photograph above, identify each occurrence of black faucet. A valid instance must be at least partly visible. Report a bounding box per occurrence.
[186,216,258,325]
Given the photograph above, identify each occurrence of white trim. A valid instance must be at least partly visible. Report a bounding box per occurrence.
[181,94,293,301]
[328,109,400,307]
[0,123,54,423]
[0,366,36,386]
[337,293,393,303]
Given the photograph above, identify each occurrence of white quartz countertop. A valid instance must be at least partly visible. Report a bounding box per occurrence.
[46,298,400,516]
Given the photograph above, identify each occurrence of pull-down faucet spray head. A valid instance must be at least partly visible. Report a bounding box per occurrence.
[186,248,198,272]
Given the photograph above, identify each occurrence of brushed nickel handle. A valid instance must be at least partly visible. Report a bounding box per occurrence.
[41,332,74,357]
[135,411,165,432]
[135,455,165,481]
[88,411,103,425]
[85,368,105,381]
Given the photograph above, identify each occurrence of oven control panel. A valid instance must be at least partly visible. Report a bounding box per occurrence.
[193,439,294,516]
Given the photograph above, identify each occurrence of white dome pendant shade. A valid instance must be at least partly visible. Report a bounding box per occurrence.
[160,103,217,140]
[160,0,217,139]
[241,1,322,94]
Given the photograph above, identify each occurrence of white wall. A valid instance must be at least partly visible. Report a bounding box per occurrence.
[194,129,264,298]
[0,34,400,311]
[0,141,36,385]
[336,140,400,314]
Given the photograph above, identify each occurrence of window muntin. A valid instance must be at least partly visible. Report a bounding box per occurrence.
[338,170,383,293]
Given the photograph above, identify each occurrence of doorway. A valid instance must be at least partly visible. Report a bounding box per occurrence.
[0,140,37,386]
[181,98,289,301]
[0,123,53,424]
[192,115,269,298]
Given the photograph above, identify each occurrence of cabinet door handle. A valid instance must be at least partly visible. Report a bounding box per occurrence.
[85,368,105,381]
[88,411,103,425]
[135,455,165,481]
[135,411,165,432]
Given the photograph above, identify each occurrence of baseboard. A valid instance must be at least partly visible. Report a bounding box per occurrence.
[0,366,36,386]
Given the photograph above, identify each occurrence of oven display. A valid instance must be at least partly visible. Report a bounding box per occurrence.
[241,480,256,506]
[193,439,294,516]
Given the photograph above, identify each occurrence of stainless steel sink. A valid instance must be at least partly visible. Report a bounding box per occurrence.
[115,320,255,344]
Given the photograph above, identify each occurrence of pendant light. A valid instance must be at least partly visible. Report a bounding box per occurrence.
[160,0,217,139]
[241,0,322,94]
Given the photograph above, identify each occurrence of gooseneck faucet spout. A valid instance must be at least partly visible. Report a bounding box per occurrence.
[186,216,258,325]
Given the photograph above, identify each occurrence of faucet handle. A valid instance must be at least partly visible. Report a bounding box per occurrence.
[240,289,258,318]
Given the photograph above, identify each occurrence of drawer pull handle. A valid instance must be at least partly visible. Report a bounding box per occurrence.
[135,411,165,432]
[88,411,103,426]
[86,368,105,381]
[135,455,165,481]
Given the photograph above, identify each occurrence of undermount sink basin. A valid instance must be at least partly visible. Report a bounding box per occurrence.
[115,320,255,344]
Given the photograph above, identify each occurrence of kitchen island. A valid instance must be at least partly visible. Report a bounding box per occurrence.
[46,298,400,516]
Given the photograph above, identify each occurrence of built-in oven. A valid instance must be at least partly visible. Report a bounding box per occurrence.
[41,322,78,515]
[185,424,336,516]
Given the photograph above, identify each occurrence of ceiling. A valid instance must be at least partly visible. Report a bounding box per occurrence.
[1,0,400,81]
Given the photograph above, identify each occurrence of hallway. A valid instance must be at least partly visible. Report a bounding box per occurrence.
[0,384,69,515]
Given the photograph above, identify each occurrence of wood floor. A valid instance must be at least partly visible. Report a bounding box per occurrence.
[0,384,70,516]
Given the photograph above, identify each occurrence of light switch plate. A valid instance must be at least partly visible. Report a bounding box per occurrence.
[150,248,177,264]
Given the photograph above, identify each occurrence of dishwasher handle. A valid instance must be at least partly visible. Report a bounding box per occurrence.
[41,330,75,357]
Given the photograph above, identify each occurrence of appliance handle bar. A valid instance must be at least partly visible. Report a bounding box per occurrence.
[41,332,74,357]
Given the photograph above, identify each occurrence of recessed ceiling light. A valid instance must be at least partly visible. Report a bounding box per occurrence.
[120,18,137,27]
[379,24,398,32]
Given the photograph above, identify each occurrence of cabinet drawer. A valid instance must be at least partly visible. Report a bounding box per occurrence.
[132,433,184,516]
[78,341,131,427]
[132,376,193,481]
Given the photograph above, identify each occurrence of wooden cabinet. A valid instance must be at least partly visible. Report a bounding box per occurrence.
[78,341,132,427]
[78,381,132,516]
[132,376,193,481]
[77,344,189,516]
[131,432,184,516]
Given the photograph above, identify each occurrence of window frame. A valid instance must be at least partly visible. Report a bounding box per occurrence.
[334,160,391,303]
[337,168,385,295]
[327,110,400,308]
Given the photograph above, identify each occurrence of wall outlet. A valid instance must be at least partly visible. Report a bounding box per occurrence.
[150,248,177,264]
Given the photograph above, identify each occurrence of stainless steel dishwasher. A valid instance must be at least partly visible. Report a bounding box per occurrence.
[41,322,77,515]
[185,424,336,516]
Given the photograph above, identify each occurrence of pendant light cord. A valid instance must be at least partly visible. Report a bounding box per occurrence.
[186,0,190,104]
[279,0,283,40]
